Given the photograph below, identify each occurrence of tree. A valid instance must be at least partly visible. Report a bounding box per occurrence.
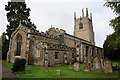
[103,1,120,60]
[1,32,9,60]
[104,1,120,50]
[5,2,36,40]
[103,33,120,60]
[4,1,36,60]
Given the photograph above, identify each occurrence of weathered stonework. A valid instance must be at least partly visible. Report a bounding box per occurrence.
[93,57,102,72]
[103,58,113,73]
[74,62,80,71]
[83,57,91,72]
[7,8,103,67]
[74,8,95,45]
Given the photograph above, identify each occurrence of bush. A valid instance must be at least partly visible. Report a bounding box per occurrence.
[12,58,26,72]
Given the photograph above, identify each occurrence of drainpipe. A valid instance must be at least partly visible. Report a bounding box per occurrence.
[8,38,12,63]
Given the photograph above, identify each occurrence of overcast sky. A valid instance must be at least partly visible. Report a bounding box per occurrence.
[0,0,115,47]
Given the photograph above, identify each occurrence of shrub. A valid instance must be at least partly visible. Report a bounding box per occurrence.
[12,58,26,72]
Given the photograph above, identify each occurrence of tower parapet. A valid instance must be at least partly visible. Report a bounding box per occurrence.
[74,8,95,45]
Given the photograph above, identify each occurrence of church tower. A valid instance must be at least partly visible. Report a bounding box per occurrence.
[74,8,95,45]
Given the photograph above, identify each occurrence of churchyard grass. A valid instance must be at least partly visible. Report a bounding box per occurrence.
[3,61,119,78]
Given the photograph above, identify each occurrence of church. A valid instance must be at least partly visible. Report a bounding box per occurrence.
[6,8,104,67]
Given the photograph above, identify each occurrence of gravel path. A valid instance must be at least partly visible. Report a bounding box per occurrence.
[2,62,18,80]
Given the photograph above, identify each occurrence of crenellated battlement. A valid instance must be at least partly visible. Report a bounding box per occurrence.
[47,44,76,51]
[74,8,95,45]
[45,27,66,37]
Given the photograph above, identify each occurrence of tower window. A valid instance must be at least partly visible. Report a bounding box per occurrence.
[55,52,59,59]
[79,22,83,29]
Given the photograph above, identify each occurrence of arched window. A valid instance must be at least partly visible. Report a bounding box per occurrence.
[15,34,22,56]
[79,22,83,29]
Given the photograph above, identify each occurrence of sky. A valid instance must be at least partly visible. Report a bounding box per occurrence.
[0,0,115,48]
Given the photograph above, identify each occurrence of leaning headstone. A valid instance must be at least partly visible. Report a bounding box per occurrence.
[74,62,80,71]
[56,69,61,76]
[103,58,113,73]
[93,57,102,72]
[83,58,91,72]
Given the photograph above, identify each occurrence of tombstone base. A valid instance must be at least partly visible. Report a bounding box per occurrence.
[68,66,72,70]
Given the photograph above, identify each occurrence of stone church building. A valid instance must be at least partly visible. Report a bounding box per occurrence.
[7,8,104,67]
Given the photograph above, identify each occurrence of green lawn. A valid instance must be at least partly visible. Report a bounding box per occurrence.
[3,61,119,78]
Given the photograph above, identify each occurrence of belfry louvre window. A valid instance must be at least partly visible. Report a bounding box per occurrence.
[55,52,59,59]
[79,22,83,29]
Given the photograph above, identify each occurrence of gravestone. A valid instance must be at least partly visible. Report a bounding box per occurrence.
[74,62,80,71]
[83,58,91,72]
[45,60,49,72]
[103,58,113,73]
[45,52,49,72]
[56,69,61,76]
[93,57,102,72]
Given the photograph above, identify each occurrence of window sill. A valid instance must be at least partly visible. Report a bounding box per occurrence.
[15,56,21,57]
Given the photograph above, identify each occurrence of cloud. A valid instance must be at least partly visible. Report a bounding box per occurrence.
[26,0,104,3]
[0,0,9,36]
[0,0,115,48]
[93,7,115,47]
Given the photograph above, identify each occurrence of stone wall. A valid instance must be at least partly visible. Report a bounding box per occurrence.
[46,44,76,67]
[74,9,95,45]
[9,25,28,63]
[28,31,61,45]
[45,27,66,37]
[47,50,75,67]
[8,23,103,67]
